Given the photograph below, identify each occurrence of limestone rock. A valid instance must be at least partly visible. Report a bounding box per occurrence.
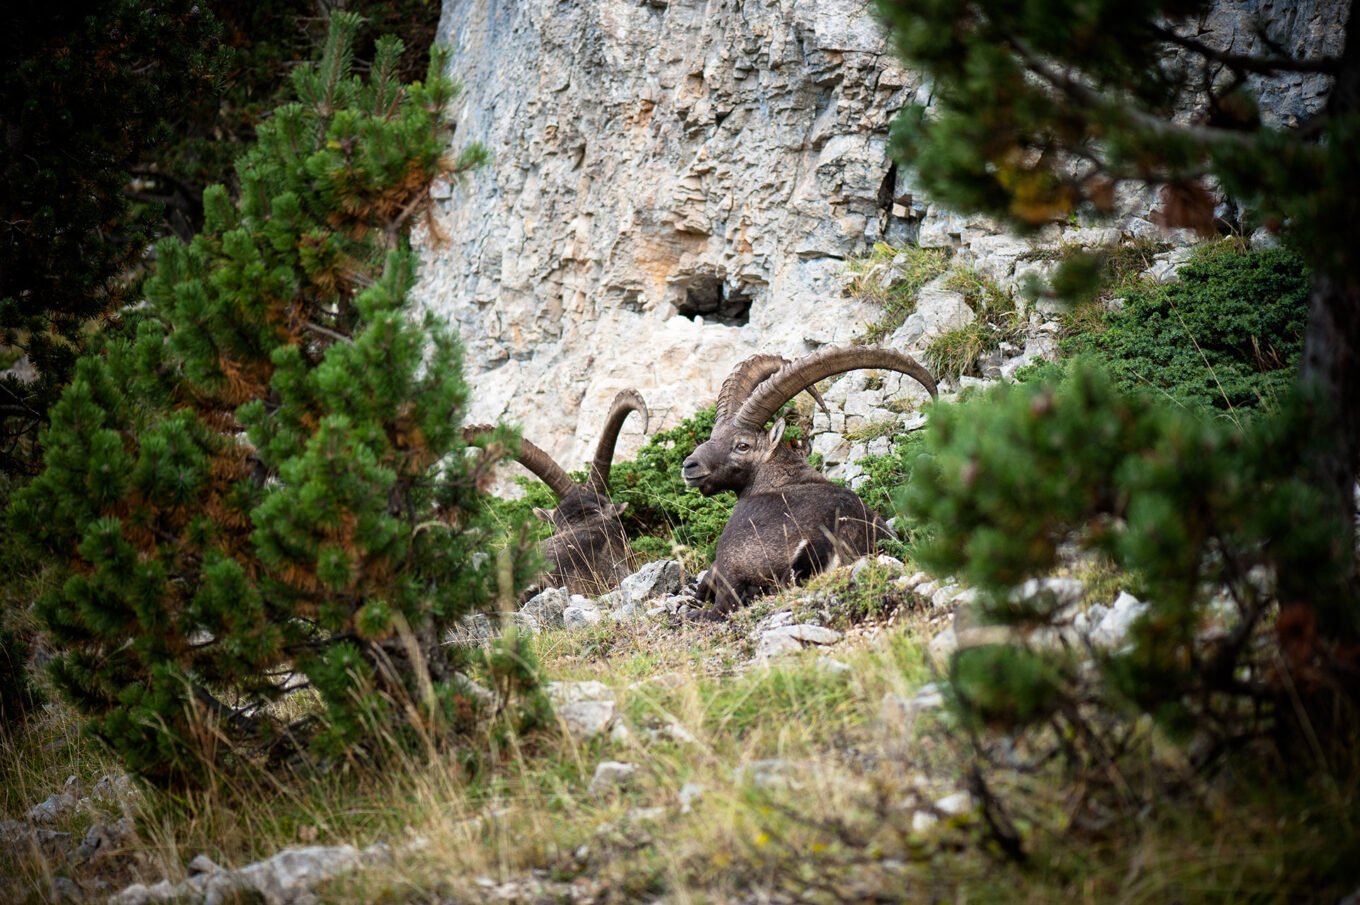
[413,0,1337,481]
[522,587,569,628]
[756,623,843,658]
[587,761,638,797]
[616,559,683,607]
[557,701,617,742]
[563,597,604,630]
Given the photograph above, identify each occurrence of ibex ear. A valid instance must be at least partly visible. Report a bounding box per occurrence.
[765,418,786,455]
[615,502,629,514]
[532,507,553,522]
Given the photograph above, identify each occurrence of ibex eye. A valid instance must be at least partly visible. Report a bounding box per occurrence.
[735,442,750,452]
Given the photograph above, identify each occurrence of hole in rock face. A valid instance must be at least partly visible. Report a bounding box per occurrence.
[675,275,752,327]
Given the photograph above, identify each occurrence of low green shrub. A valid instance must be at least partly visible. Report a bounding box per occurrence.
[901,360,1353,743]
[1059,245,1310,413]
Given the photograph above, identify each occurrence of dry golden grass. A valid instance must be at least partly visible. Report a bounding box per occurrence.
[4,565,1357,903]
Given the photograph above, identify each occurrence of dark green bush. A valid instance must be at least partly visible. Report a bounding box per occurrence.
[9,16,535,786]
[901,360,1352,738]
[1061,245,1310,413]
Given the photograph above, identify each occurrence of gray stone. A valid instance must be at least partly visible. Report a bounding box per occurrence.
[616,559,683,606]
[563,600,603,630]
[512,611,541,635]
[1144,246,1198,283]
[446,613,494,645]
[75,816,134,863]
[557,701,617,741]
[757,623,842,659]
[678,782,705,814]
[1011,576,1085,612]
[849,554,907,584]
[1091,591,1147,648]
[816,656,852,675]
[521,587,569,628]
[888,283,975,351]
[587,761,637,797]
[546,680,615,705]
[928,627,957,662]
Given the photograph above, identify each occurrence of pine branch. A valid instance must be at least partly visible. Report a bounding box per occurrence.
[1150,24,1340,76]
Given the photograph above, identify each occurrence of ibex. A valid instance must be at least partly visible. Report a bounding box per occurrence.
[681,347,938,618]
[466,389,648,596]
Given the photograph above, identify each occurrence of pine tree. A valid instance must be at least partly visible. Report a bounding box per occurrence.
[873,0,1359,609]
[9,13,537,786]
[875,0,1359,753]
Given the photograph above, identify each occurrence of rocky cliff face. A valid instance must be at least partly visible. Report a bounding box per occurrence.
[414,0,1345,479]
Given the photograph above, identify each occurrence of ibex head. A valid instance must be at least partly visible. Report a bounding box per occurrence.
[465,389,649,596]
[681,347,938,497]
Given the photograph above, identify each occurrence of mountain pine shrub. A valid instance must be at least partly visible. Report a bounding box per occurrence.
[8,14,539,786]
[1061,245,1310,414]
[901,361,1354,750]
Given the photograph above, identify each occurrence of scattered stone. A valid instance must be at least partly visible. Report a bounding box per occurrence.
[1090,591,1146,648]
[563,598,603,629]
[111,843,388,905]
[930,583,961,609]
[657,721,700,745]
[948,588,978,608]
[188,854,223,875]
[1010,576,1085,612]
[678,783,705,814]
[739,759,800,790]
[27,775,81,823]
[928,626,957,662]
[1144,245,1197,282]
[628,671,686,692]
[0,819,73,857]
[616,560,683,606]
[849,554,906,584]
[521,587,568,628]
[557,701,616,742]
[911,790,975,834]
[546,680,614,705]
[512,611,541,634]
[446,613,494,645]
[753,610,796,633]
[816,655,852,675]
[626,806,666,823]
[75,816,135,863]
[756,623,842,658]
[90,773,137,805]
[609,719,633,744]
[587,761,637,797]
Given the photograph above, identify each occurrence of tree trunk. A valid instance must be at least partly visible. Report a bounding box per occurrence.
[1297,13,1360,637]
[1298,270,1360,624]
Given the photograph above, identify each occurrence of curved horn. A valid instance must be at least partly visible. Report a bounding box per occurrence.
[463,423,576,501]
[732,347,938,431]
[587,389,650,492]
[715,354,829,424]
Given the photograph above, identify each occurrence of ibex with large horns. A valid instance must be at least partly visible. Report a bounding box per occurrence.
[466,389,648,596]
[681,347,938,618]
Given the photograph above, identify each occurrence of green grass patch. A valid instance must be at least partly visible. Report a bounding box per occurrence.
[848,243,952,343]
[927,267,1025,382]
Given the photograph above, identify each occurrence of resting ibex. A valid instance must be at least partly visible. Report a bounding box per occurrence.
[681,347,938,618]
[466,390,648,596]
